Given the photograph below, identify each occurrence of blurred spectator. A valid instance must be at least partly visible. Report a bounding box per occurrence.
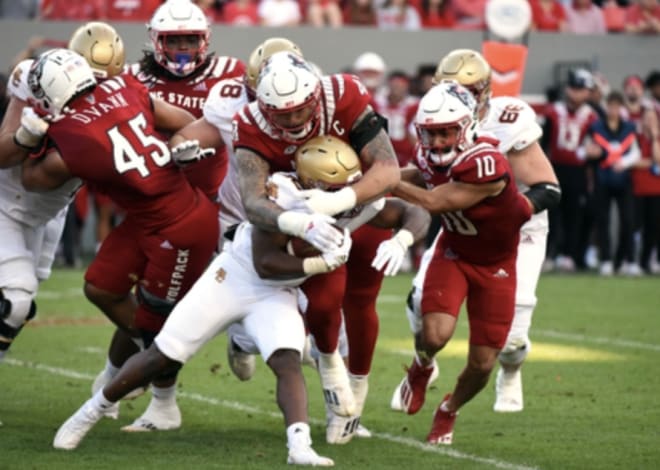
[529,0,568,31]
[411,63,437,97]
[566,0,607,33]
[105,0,163,21]
[588,72,610,119]
[372,70,418,167]
[221,0,259,24]
[450,0,486,28]
[195,0,224,22]
[601,0,628,31]
[258,0,302,26]
[377,0,422,29]
[0,0,39,18]
[543,69,598,271]
[40,0,104,20]
[353,51,387,96]
[343,0,378,25]
[582,91,641,275]
[420,0,457,27]
[625,73,660,273]
[307,0,343,27]
[624,0,660,33]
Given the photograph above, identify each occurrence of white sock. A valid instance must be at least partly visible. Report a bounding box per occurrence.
[151,384,177,405]
[103,358,120,378]
[287,422,311,449]
[90,388,116,413]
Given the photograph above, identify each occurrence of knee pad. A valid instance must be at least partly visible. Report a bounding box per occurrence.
[405,287,423,335]
[498,336,531,366]
[1,288,36,328]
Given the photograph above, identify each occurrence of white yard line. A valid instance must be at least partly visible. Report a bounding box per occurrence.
[533,329,660,352]
[5,357,538,470]
[37,288,85,300]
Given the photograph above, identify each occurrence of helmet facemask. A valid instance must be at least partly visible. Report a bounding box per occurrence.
[152,31,209,77]
[257,52,323,144]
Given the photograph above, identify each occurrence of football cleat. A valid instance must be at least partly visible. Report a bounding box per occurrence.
[390,358,439,414]
[318,351,355,417]
[494,368,523,413]
[355,423,372,439]
[326,413,360,445]
[53,399,104,450]
[287,445,335,466]
[426,394,457,445]
[227,338,256,381]
[120,399,181,432]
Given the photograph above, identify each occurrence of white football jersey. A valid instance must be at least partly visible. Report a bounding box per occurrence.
[482,96,542,156]
[1,60,80,228]
[204,77,249,227]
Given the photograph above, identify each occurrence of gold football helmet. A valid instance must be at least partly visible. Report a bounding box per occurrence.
[245,37,303,97]
[68,22,125,79]
[295,136,362,190]
[434,49,491,114]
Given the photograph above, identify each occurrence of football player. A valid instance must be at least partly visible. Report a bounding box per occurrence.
[390,81,533,443]
[90,0,246,432]
[0,22,125,362]
[232,51,402,443]
[391,49,561,416]
[52,135,429,466]
[17,48,218,433]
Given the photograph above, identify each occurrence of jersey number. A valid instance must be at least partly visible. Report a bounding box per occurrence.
[440,211,478,236]
[219,84,242,98]
[475,155,496,179]
[499,105,523,123]
[108,113,170,177]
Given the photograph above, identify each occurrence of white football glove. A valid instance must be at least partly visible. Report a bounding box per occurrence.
[277,211,343,253]
[303,227,352,275]
[300,187,357,216]
[371,229,414,276]
[321,227,352,271]
[14,107,50,149]
[170,139,216,166]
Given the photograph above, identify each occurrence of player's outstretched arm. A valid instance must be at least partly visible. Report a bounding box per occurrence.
[507,141,558,187]
[393,179,506,215]
[152,97,196,134]
[21,150,73,192]
[0,98,36,169]
[400,166,426,187]
[169,117,223,151]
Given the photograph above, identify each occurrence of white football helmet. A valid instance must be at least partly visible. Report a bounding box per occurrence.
[415,81,479,167]
[28,48,97,117]
[256,51,322,144]
[148,0,210,77]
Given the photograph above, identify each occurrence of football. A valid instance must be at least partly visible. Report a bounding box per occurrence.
[286,225,344,258]
[287,237,321,257]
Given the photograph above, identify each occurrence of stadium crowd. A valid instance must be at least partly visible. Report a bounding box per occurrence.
[0,0,658,466]
[0,0,659,33]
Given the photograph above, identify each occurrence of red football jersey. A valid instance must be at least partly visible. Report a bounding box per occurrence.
[372,94,418,167]
[126,56,246,200]
[428,138,532,265]
[544,102,597,166]
[232,73,371,172]
[45,75,197,232]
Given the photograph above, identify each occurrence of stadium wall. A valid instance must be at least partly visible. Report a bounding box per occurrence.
[0,20,658,96]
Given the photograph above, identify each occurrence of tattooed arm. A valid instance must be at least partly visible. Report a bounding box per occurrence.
[351,107,401,204]
[236,147,284,231]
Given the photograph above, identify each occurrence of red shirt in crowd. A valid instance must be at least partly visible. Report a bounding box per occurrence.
[529,0,567,30]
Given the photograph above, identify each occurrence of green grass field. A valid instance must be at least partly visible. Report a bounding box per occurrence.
[2,269,659,469]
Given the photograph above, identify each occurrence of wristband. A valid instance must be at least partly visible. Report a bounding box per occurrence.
[393,229,414,249]
[302,256,329,275]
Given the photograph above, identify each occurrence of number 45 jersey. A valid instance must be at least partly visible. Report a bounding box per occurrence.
[415,136,532,265]
[43,74,199,232]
